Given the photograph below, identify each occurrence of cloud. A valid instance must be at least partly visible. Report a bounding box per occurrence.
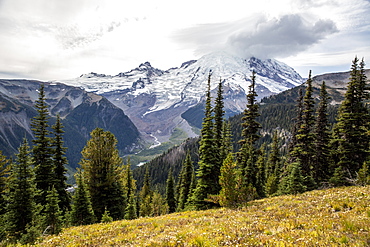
[174,13,338,59]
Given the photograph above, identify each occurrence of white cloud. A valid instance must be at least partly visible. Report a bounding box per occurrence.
[0,0,369,80]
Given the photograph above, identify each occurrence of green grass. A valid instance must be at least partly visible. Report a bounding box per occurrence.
[34,186,370,246]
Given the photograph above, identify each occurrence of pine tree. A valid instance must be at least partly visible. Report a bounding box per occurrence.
[278,162,306,195]
[331,57,370,184]
[255,144,266,198]
[218,153,239,207]
[191,72,218,210]
[70,171,96,226]
[220,121,233,163]
[122,158,137,220]
[288,88,304,156]
[237,71,261,202]
[139,167,152,217]
[42,186,63,235]
[80,128,125,221]
[177,152,194,211]
[313,81,331,183]
[357,161,370,186]
[151,191,168,217]
[213,79,225,183]
[51,114,71,214]
[0,151,9,215]
[265,132,280,197]
[101,207,113,223]
[31,83,55,206]
[291,71,316,182]
[165,167,176,213]
[4,139,36,241]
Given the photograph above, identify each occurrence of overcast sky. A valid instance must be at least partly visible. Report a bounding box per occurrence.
[0,0,369,80]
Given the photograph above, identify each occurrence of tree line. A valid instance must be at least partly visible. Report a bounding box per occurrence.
[0,57,369,245]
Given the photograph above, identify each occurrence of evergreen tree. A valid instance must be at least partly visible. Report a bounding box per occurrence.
[4,139,36,241]
[265,132,280,197]
[101,208,113,223]
[122,158,137,220]
[31,83,54,206]
[218,153,239,207]
[139,167,152,217]
[313,81,331,183]
[42,186,63,235]
[288,88,304,156]
[191,72,218,210]
[177,152,194,211]
[331,57,370,184]
[279,162,306,195]
[213,79,225,181]
[220,121,233,163]
[291,71,316,181]
[51,114,71,214]
[80,128,125,221]
[165,167,176,213]
[357,161,370,186]
[70,171,96,226]
[237,71,261,201]
[255,144,266,198]
[0,151,9,215]
[151,191,168,217]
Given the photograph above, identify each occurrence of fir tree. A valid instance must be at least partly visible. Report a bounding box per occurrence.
[220,121,233,163]
[313,81,331,183]
[165,167,176,213]
[151,191,168,217]
[51,114,71,214]
[177,152,194,211]
[265,131,280,196]
[213,79,225,182]
[191,72,218,210]
[80,128,125,221]
[357,161,370,186]
[4,139,36,241]
[291,71,316,182]
[101,208,113,223]
[31,83,54,206]
[218,153,239,207]
[255,144,266,198]
[279,162,306,195]
[122,158,137,220]
[139,167,152,217]
[42,186,63,235]
[0,151,9,215]
[288,88,304,156]
[70,171,96,226]
[331,57,370,184]
[237,71,261,201]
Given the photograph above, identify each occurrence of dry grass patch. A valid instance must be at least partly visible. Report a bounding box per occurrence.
[35,186,370,246]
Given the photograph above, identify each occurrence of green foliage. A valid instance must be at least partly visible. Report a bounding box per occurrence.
[279,162,306,195]
[331,57,370,181]
[3,139,36,242]
[51,114,71,214]
[31,83,55,206]
[80,128,125,221]
[101,208,113,223]
[177,152,194,211]
[42,187,63,235]
[357,161,370,186]
[218,153,239,207]
[165,168,176,213]
[70,171,96,226]
[0,151,9,215]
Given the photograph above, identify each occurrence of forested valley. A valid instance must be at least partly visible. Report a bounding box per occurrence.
[0,57,369,245]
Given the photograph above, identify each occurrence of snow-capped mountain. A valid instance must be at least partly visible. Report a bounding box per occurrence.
[60,51,304,144]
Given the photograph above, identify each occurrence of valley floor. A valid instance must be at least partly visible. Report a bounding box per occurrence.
[36,186,369,246]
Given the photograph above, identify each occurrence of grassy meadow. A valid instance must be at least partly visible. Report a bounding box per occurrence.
[35,186,370,246]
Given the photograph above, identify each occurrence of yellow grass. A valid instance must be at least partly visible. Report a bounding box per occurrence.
[35,186,370,246]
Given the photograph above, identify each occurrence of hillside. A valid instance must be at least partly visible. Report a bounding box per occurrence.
[36,186,370,246]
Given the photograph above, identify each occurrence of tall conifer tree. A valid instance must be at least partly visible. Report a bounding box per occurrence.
[70,171,96,226]
[4,139,36,240]
[0,151,9,215]
[313,81,331,183]
[191,73,217,209]
[165,167,176,213]
[177,152,194,211]
[31,83,54,206]
[139,167,152,217]
[331,57,369,184]
[80,128,125,221]
[51,114,71,214]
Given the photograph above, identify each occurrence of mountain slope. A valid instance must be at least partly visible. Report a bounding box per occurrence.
[38,185,370,246]
[60,51,304,146]
[0,79,141,168]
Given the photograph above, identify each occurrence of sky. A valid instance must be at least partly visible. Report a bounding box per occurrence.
[0,0,369,80]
